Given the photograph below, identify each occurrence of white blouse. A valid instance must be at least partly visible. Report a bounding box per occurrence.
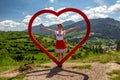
[54,30,66,40]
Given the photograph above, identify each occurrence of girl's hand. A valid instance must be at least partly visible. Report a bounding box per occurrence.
[40,27,45,30]
[39,27,55,33]
[76,26,80,29]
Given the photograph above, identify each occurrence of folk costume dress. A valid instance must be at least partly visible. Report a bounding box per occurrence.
[54,30,67,53]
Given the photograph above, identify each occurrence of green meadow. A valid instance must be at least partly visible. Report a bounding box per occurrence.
[0,31,120,80]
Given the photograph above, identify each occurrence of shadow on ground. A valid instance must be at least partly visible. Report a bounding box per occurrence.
[27,67,89,80]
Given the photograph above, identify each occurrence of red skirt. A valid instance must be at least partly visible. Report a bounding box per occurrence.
[55,40,67,53]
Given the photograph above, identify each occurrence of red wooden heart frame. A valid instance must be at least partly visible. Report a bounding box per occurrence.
[28,8,90,67]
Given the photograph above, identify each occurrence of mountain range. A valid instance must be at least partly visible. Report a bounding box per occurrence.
[27,18,120,42]
[31,20,75,35]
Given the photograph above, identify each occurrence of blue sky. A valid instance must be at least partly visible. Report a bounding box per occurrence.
[0,0,120,31]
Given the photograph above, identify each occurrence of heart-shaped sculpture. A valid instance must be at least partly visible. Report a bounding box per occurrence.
[28,8,90,67]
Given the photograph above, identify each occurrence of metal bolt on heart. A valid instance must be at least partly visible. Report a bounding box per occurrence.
[28,8,91,67]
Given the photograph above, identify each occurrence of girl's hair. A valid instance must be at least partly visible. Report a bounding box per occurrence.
[57,24,64,30]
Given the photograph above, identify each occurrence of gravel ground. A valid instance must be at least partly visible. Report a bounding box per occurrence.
[23,62,120,80]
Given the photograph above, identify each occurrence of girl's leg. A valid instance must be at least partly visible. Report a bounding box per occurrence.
[57,53,60,61]
[61,53,64,60]
[58,53,63,67]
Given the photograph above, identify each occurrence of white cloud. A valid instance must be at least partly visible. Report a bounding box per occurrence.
[108,4,120,13]
[45,12,70,20]
[49,0,54,2]
[119,17,120,21]
[0,20,20,31]
[43,18,65,26]
[0,20,20,28]
[56,7,66,12]
[58,13,69,18]
[94,0,105,6]
[0,15,42,31]
[22,15,41,26]
[117,0,120,3]
[66,14,82,22]
[43,7,73,26]
[85,6,91,9]
[43,13,82,26]
[44,6,109,24]
[107,0,120,13]
[83,6,108,19]
[45,14,57,21]
[86,0,120,19]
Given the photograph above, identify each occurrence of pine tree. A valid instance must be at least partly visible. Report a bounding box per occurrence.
[98,45,103,53]
[116,40,120,51]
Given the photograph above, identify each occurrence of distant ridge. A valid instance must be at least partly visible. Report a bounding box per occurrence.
[25,18,120,40]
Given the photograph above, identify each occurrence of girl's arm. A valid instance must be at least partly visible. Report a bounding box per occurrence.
[40,27,55,33]
[66,26,80,33]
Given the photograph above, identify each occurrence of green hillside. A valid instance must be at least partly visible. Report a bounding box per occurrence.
[0,31,56,72]
[65,18,120,46]
[0,31,57,59]
[0,31,75,72]
[0,31,120,73]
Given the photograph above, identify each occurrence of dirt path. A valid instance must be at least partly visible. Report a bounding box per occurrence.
[23,62,120,80]
[0,69,20,78]
[0,62,120,80]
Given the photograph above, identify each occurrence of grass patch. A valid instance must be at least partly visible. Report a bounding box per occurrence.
[114,52,120,64]
[69,53,102,63]
[111,70,120,75]
[112,76,120,80]
[0,57,19,72]
[0,74,25,80]
[9,73,26,80]
[0,77,9,80]
[69,51,120,64]
[107,70,120,80]
[42,37,54,42]
[36,64,51,68]
[107,70,120,76]
[0,65,18,73]
[69,64,91,70]
[99,54,112,63]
